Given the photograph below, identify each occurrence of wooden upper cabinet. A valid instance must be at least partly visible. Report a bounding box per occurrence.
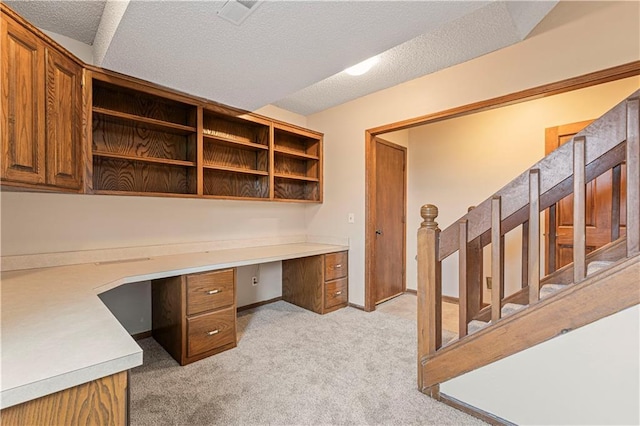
[1,13,46,185]
[1,9,82,191]
[45,48,82,189]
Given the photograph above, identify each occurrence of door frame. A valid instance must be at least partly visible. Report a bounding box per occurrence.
[367,137,407,309]
[363,61,640,312]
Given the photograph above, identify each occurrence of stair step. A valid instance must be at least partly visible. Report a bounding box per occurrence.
[468,320,488,335]
[501,302,526,316]
[467,303,527,335]
[540,283,565,299]
[587,260,615,275]
[463,261,616,339]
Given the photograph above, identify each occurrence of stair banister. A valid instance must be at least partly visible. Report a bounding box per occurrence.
[417,204,441,396]
[416,90,640,395]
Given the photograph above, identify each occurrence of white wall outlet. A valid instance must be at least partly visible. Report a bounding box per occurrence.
[348,213,355,223]
[251,276,258,286]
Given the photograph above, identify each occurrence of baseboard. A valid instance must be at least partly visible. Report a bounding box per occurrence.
[442,295,459,304]
[237,297,282,312]
[131,330,152,341]
[405,290,460,305]
[439,393,515,426]
[348,302,365,311]
[407,291,489,308]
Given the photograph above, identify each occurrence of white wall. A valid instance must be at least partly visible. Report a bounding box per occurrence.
[305,1,640,306]
[404,77,639,298]
[441,305,640,425]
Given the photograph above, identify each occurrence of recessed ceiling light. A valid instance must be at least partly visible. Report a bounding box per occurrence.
[344,56,380,76]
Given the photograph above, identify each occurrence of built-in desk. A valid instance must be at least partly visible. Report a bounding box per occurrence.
[0,241,348,411]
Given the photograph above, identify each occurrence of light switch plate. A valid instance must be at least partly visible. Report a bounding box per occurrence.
[348,213,355,223]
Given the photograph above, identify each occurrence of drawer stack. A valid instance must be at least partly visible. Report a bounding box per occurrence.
[324,251,348,311]
[152,268,237,365]
[282,251,349,314]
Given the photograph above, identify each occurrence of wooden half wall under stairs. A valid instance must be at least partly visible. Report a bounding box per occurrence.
[416,90,640,400]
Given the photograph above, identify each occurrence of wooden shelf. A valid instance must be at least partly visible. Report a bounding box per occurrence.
[93,151,196,167]
[274,173,319,182]
[203,133,268,151]
[93,107,197,135]
[203,164,269,176]
[274,147,319,160]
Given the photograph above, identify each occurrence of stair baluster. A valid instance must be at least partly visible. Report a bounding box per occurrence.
[611,164,622,241]
[491,196,504,322]
[466,206,484,321]
[626,97,639,256]
[528,169,541,303]
[458,220,469,338]
[521,220,529,289]
[573,137,587,282]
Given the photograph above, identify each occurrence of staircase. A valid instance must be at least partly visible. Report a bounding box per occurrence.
[416,90,640,402]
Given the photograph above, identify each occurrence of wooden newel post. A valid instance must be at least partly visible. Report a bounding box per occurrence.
[417,204,442,396]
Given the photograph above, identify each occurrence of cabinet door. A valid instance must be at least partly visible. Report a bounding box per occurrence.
[45,47,82,189]
[1,14,46,184]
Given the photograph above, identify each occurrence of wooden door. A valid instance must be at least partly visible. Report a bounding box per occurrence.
[45,47,82,189]
[1,14,46,184]
[545,120,627,273]
[374,138,406,304]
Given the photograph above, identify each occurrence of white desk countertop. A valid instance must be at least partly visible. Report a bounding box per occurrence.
[0,242,347,409]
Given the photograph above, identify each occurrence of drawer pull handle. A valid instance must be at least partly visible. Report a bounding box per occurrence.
[206,289,220,295]
[207,329,219,336]
[334,264,342,269]
[335,291,342,296]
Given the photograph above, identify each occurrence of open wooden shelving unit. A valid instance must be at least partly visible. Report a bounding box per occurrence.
[273,125,322,202]
[90,76,198,196]
[201,109,270,200]
[86,69,323,202]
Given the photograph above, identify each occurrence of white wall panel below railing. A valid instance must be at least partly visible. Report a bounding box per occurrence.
[440,305,640,425]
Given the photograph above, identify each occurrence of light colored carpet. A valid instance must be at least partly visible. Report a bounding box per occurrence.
[131,301,485,425]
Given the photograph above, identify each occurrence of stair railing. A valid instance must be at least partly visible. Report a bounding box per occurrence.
[417,91,640,395]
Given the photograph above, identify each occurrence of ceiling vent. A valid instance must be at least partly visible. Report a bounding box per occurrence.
[217,0,262,26]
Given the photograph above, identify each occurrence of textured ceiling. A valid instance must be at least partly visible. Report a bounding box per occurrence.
[275,1,558,115]
[6,0,557,115]
[101,1,490,112]
[5,0,106,45]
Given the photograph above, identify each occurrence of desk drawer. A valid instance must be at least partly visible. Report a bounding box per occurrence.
[325,251,348,281]
[186,269,234,316]
[325,278,348,309]
[187,306,236,358]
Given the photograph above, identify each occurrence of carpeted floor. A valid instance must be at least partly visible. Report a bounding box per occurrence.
[131,301,485,425]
